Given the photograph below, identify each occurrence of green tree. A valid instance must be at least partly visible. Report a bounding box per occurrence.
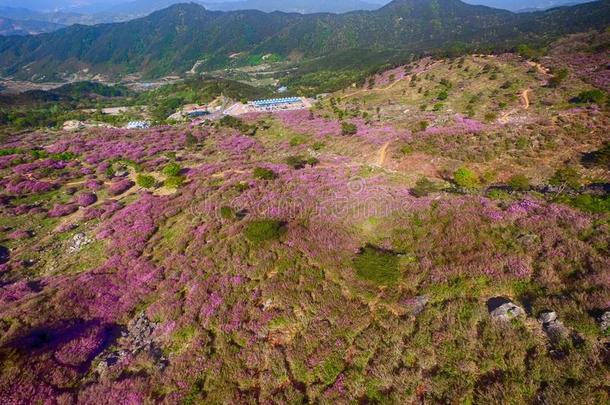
[453,167,480,189]
[508,174,530,191]
[548,68,568,88]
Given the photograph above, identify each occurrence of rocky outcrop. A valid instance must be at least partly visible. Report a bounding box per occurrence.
[487,297,525,321]
[68,233,93,253]
[538,311,570,343]
[95,313,167,377]
[600,311,610,334]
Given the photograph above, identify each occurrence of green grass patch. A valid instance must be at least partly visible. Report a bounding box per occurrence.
[353,244,401,286]
[244,219,285,243]
[136,174,156,189]
[253,167,277,180]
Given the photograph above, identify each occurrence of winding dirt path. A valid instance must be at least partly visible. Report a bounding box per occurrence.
[375,141,391,167]
[521,89,532,109]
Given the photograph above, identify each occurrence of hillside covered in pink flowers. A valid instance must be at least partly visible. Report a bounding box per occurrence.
[0,32,609,404]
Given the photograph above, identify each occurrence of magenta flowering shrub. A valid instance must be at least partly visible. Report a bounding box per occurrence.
[12,159,67,175]
[47,203,79,218]
[108,179,134,196]
[85,179,103,190]
[8,230,31,240]
[217,133,264,155]
[75,192,98,207]
[0,154,20,169]
[350,118,411,145]
[82,200,124,221]
[1,178,57,195]
[424,114,485,135]
[277,109,342,137]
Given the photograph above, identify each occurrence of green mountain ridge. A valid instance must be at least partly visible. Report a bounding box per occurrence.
[0,0,609,81]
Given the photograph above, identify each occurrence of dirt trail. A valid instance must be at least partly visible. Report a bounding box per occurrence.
[521,89,532,109]
[375,142,391,166]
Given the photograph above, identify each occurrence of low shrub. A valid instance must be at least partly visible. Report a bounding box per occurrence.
[562,194,610,214]
[548,68,568,88]
[353,245,400,286]
[136,174,156,189]
[570,89,606,105]
[244,219,285,243]
[341,122,358,135]
[549,166,580,189]
[453,167,480,189]
[508,174,530,191]
[253,167,277,180]
[219,206,235,220]
[289,135,307,147]
[285,155,319,169]
[412,177,439,197]
[162,162,182,177]
[164,175,185,189]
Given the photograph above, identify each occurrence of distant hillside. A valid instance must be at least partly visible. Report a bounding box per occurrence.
[464,0,595,11]
[0,16,64,35]
[0,6,90,25]
[203,0,380,14]
[0,81,130,106]
[0,0,609,81]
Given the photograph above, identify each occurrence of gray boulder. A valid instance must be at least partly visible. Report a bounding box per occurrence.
[538,311,557,324]
[487,297,525,321]
[600,311,610,333]
[411,295,429,315]
[538,311,570,343]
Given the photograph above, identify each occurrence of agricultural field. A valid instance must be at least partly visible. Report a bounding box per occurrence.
[0,32,609,403]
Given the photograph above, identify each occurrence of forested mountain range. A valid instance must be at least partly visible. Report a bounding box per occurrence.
[0,16,64,35]
[0,0,608,81]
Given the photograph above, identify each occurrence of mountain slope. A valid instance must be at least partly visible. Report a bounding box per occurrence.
[0,0,609,81]
[0,16,64,35]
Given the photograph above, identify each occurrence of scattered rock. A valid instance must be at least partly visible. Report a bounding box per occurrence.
[20,259,36,268]
[113,168,129,178]
[68,233,93,253]
[538,311,557,324]
[600,311,610,333]
[538,311,570,343]
[122,313,157,352]
[406,295,429,315]
[487,296,525,321]
[517,233,538,246]
[64,187,78,195]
